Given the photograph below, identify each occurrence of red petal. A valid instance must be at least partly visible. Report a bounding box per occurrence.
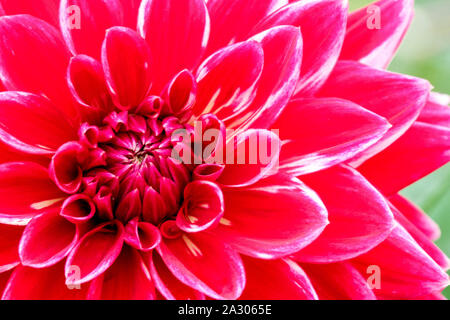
[217,129,281,187]
[230,26,302,130]
[293,165,394,263]
[124,218,161,252]
[0,224,23,272]
[0,92,76,155]
[60,0,125,59]
[274,98,391,176]
[19,210,78,268]
[2,262,88,300]
[157,232,245,300]
[240,257,318,300]
[60,194,96,224]
[102,27,153,109]
[214,174,328,258]
[193,41,264,125]
[0,162,65,225]
[352,224,449,299]
[341,0,414,69]
[87,246,155,300]
[206,0,285,55]
[389,194,441,241]
[319,61,431,165]
[49,142,84,194]
[176,181,224,233]
[119,0,141,29]
[65,221,124,285]
[390,203,449,270]
[301,262,376,300]
[0,0,59,27]
[147,251,204,300]
[252,0,348,96]
[418,92,450,128]
[68,55,113,117]
[138,0,209,93]
[359,121,450,195]
[0,15,78,121]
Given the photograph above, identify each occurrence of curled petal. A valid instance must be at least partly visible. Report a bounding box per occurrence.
[49,142,84,194]
[60,194,96,224]
[161,69,196,122]
[176,181,224,233]
[124,218,161,252]
[65,220,124,285]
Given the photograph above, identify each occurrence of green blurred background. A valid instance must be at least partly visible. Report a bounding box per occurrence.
[350,0,450,298]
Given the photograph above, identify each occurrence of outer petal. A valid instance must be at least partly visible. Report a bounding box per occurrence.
[65,221,124,285]
[214,174,328,259]
[301,262,376,300]
[418,92,450,128]
[319,60,431,166]
[87,246,155,300]
[274,98,391,176]
[358,122,450,195]
[390,203,450,270]
[102,27,153,109]
[340,0,414,69]
[0,92,76,155]
[293,165,394,263]
[229,26,302,130]
[138,0,210,93]
[352,224,450,299]
[252,0,348,96]
[60,0,125,59]
[2,262,88,300]
[0,224,23,272]
[389,194,441,241]
[0,162,65,225]
[193,40,264,125]
[19,210,78,268]
[205,0,286,55]
[217,129,281,188]
[147,251,204,300]
[157,232,245,300]
[0,0,59,27]
[240,257,317,300]
[0,15,78,121]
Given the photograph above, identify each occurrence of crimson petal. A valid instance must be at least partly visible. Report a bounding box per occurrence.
[0,0,59,27]
[293,165,394,263]
[340,0,414,69]
[157,232,245,300]
[138,0,209,93]
[319,60,431,166]
[274,98,391,176]
[214,174,328,259]
[0,224,23,272]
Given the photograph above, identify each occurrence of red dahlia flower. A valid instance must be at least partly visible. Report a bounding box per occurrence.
[0,0,449,300]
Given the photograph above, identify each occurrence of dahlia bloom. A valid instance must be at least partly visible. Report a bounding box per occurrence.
[0,0,449,300]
